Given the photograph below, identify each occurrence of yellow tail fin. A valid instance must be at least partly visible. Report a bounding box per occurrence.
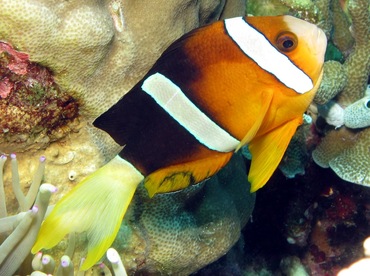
[31,156,144,270]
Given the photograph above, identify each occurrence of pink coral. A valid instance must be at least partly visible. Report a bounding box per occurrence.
[0,42,29,75]
[0,77,13,98]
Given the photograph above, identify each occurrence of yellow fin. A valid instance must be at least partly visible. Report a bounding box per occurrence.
[235,91,273,152]
[32,156,143,270]
[248,118,301,192]
[145,152,233,197]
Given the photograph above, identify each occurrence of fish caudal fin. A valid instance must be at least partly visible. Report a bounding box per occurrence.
[32,156,144,270]
[248,118,301,192]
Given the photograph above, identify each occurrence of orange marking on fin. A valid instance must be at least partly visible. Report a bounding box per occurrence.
[145,152,233,197]
[248,118,302,192]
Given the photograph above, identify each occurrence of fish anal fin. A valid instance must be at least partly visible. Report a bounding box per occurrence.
[248,118,301,192]
[235,91,273,152]
[145,152,233,197]
[32,156,144,270]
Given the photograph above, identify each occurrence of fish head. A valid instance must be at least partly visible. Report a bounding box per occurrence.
[246,15,327,96]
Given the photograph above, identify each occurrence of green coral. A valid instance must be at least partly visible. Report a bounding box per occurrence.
[314,60,347,105]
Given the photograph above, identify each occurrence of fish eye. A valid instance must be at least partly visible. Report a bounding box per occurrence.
[276,32,298,52]
[365,99,370,109]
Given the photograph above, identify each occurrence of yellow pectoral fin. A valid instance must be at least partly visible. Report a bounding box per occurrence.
[235,91,273,152]
[32,156,144,270]
[145,152,233,197]
[248,118,301,192]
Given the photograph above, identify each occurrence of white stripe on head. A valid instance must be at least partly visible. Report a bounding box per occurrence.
[224,17,313,94]
[141,73,240,152]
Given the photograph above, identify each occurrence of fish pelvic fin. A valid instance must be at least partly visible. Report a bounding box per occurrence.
[248,118,301,192]
[235,91,273,152]
[145,152,233,197]
[31,156,144,270]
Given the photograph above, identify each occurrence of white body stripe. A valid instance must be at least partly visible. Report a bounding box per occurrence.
[224,17,313,94]
[141,73,240,152]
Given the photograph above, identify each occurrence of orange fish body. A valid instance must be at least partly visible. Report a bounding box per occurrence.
[94,15,326,195]
[33,15,326,269]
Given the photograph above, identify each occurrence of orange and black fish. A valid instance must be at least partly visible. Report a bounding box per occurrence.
[32,15,326,269]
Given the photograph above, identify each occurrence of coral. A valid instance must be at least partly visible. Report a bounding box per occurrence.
[343,85,370,128]
[196,164,369,275]
[247,0,332,36]
[0,42,79,153]
[108,154,255,275]
[0,0,245,118]
[279,123,312,178]
[331,0,354,54]
[312,0,370,187]
[314,61,347,105]
[299,181,369,275]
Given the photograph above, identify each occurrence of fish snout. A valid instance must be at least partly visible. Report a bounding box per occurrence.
[312,27,327,62]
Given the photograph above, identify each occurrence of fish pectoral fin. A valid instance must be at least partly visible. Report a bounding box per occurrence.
[145,152,233,197]
[235,91,273,152]
[31,156,143,271]
[248,118,301,192]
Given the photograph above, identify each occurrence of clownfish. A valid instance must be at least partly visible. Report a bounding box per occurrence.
[32,15,326,269]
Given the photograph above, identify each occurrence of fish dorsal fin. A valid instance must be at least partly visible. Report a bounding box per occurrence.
[235,91,274,152]
[248,117,302,192]
[145,152,233,197]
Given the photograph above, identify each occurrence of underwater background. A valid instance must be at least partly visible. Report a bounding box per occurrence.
[0,0,369,275]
